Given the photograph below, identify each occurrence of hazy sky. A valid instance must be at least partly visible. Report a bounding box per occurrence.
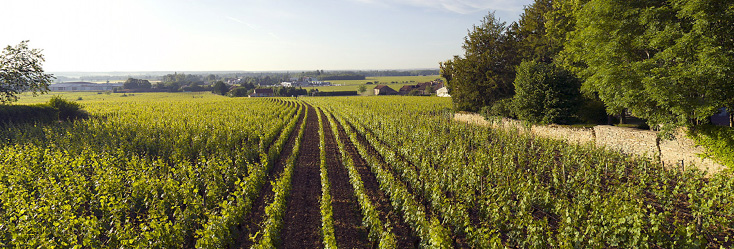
[2,0,533,72]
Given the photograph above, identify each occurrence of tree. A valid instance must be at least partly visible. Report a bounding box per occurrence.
[440,12,520,111]
[563,0,734,128]
[513,60,581,124]
[212,81,229,95]
[357,85,366,94]
[0,41,54,104]
[123,78,151,89]
[517,0,555,63]
[228,87,250,97]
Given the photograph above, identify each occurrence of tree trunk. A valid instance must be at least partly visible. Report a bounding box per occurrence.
[620,110,627,124]
[730,111,733,127]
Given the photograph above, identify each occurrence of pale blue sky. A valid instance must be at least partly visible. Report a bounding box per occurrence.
[2,0,533,72]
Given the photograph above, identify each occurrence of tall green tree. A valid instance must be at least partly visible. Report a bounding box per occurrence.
[513,60,581,124]
[440,12,520,112]
[517,0,555,63]
[563,0,734,128]
[212,81,229,95]
[0,41,54,104]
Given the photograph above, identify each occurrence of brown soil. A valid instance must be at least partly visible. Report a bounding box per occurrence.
[281,104,323,249]
[356,120,470,248]
[319,110,370,248]
[331,113,419,248]
[235,105,305,249]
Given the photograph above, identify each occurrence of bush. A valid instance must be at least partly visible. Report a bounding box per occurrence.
[482,97,515,118]
[688,125,734,171]
[0,104,58,125]
[48,96,88,121]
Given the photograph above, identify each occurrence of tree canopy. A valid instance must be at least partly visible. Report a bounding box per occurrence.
[563,0,734,127]
[0,41,54,104]
[443,0,733,129]
[440,12,520,112]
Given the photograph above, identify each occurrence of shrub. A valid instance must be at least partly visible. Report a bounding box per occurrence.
[483,97,515,118]
[0,104,58,125]
[688,125,734,171]
[48,96,88,121]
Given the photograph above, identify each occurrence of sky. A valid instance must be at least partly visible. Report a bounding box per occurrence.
[2,0,533,72]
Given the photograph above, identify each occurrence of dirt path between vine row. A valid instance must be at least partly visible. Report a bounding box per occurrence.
[331,113,419,248]
[281,104,323,249]
[319,110,370,248]
[236,104,305,249]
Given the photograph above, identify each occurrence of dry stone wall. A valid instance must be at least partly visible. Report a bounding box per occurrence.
[453,113,726,174]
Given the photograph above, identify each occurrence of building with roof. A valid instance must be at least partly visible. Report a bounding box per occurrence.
[373,85,398,95]
[48,82,122,91]
[248,88,274,97]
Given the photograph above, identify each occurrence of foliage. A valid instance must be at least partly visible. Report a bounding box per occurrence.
[0,96,299,248]
[357,85,366,94]
[324,112,397,248]
[275,87,307,97]
[688,125,734,171]
[251,104,307,248]
[516,0,556,63]
[123,78,152,90]
[0,41,54,104]
[211,81,228,95]
[227,87,250,97]
[316,108,338,248]
[3,94,733,247]
[482,97,515,118]
[576,96,609,125]
[48,96,88,121]
[0,103,58,124]
[562,0,734,128]
[306,96,734,248]
[440,12,520,112]
[512,60,581,124]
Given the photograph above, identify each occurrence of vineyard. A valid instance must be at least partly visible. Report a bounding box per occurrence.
[1,94,733,248]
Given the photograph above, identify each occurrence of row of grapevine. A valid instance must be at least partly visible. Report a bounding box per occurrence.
[316,108,338,248]
[324,111,398,248]
[330,108,453,248]
[195,102,304,248]
[250,104,308,248]
[306,96,734,248]
[0,96,300,247]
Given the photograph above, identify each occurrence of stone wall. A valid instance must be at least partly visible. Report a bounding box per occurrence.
[593,125,659,158]
[659,131,725,173]
[531,125,595,145]
[453,113,726,174]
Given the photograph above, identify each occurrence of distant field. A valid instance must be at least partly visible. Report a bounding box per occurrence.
[13,91,215,105]
[313,75,444,95]
[328,75,442,86]
[14,75,444,101]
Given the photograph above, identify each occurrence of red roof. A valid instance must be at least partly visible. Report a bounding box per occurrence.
[253,88,274,94]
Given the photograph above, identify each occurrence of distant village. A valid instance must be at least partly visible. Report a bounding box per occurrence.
[47,76,451,98]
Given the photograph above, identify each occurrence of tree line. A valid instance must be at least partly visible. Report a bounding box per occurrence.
[441,0,734,129]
